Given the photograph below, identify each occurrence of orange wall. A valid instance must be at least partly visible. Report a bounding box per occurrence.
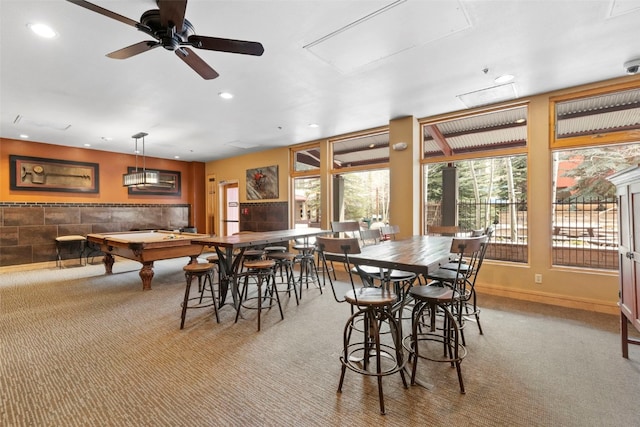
[205,146,289,203]
[1,138,206,229]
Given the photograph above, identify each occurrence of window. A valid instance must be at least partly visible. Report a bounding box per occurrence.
[293,176,321,227]
[293,146,320,172]
[334,169,389,226]
[550,82,640,270]
[424,156,528,263]
[551,144,640,270]
[421,105,528,263]
[330,130,390,225]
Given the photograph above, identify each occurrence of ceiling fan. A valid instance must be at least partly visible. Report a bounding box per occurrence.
[66,0,264,79]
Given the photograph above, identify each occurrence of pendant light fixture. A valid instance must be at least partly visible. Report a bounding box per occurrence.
[122,132,161,187]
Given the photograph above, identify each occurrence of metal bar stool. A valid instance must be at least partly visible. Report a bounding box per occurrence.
[181,262,219,329]
[55,235,86,268]
[292,241,322,299]
[235,259,283,331]
[266,251,299,305]
[316,236,407,415]
[403,236,485,393]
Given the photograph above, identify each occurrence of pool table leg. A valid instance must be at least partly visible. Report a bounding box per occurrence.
[140,262,154,291]
[103,253,115,274]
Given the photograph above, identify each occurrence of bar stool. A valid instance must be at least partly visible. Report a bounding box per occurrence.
[403,237,485,393]
[315,236,407,415]
[235,259,283,331]
[180,262,219,329]
[292,241,322,299]
[206,254,223,288]
[55,235,86,268]
[266,251,299,304]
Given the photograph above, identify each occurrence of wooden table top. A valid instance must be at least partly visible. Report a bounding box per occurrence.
[323,235,453,276]
[193,228,331,249]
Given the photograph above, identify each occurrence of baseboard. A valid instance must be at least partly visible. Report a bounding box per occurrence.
[475,282,619,315]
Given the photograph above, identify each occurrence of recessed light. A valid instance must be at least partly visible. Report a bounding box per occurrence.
[218,92,233,99]
[174,156,180,159]
[494,74,514,84]
[84,143,91,147]
[368,144,376,148]
[515,118,526,124]
[27,23,57,39]
[19,134,29,139]
[308,123,319,128]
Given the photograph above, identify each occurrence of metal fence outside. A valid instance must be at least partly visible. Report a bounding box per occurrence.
[427,197,618,270]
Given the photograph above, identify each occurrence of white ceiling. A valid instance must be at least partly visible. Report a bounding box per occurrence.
[1,0,639,163]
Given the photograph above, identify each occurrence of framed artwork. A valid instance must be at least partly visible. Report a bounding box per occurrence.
[126,167,181,196]
[246,165,279,199]
[9,155,99,193]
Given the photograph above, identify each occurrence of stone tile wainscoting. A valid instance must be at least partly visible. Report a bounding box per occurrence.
[0,203,190,267]
[239,202,289,232]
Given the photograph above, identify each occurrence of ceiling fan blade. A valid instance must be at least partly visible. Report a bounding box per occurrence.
[188,35,264,56]
[66,0,139,28]
[107,41,160,59]
[175,48,219,80]
[158,0,187,32]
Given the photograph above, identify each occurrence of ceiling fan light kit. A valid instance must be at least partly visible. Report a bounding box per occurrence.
[66,0,264,80]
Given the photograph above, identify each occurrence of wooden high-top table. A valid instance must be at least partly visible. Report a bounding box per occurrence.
[194,228,331,308]
[322,235,453,280]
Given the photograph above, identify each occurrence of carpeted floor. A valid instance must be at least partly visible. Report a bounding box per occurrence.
[1,256,640,426]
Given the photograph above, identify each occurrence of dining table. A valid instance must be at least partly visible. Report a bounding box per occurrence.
[194,228,331,308]
[321,234,455,388]
[322,234,454,279]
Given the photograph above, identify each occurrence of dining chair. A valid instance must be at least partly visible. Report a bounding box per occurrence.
[379,224,400,241]
[330,221,361,239]
[315,236,407,415]
[427,225,461,236]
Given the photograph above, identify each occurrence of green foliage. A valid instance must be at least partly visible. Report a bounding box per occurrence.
[425,155,528,202]
[342,170,389,222]
[558,144,640,199]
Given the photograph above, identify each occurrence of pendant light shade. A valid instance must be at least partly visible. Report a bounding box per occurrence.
[122,132,161,187]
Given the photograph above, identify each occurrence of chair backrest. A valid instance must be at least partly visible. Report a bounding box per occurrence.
[331,221,361,238]
[428,225,460,236]
[315,236,361,303]
[449,235,488,293]
[379,224,400,240]
[359,228,381,246]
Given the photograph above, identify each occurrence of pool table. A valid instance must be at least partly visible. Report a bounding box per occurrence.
[87,230,208,290]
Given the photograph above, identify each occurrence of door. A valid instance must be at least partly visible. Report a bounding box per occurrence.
[206,175,216,235]
[221,182,239,236]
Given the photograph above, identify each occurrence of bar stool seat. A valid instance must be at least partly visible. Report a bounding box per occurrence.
[235,259,283,331]
[55,235,86,268]
[180,262,219,329]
